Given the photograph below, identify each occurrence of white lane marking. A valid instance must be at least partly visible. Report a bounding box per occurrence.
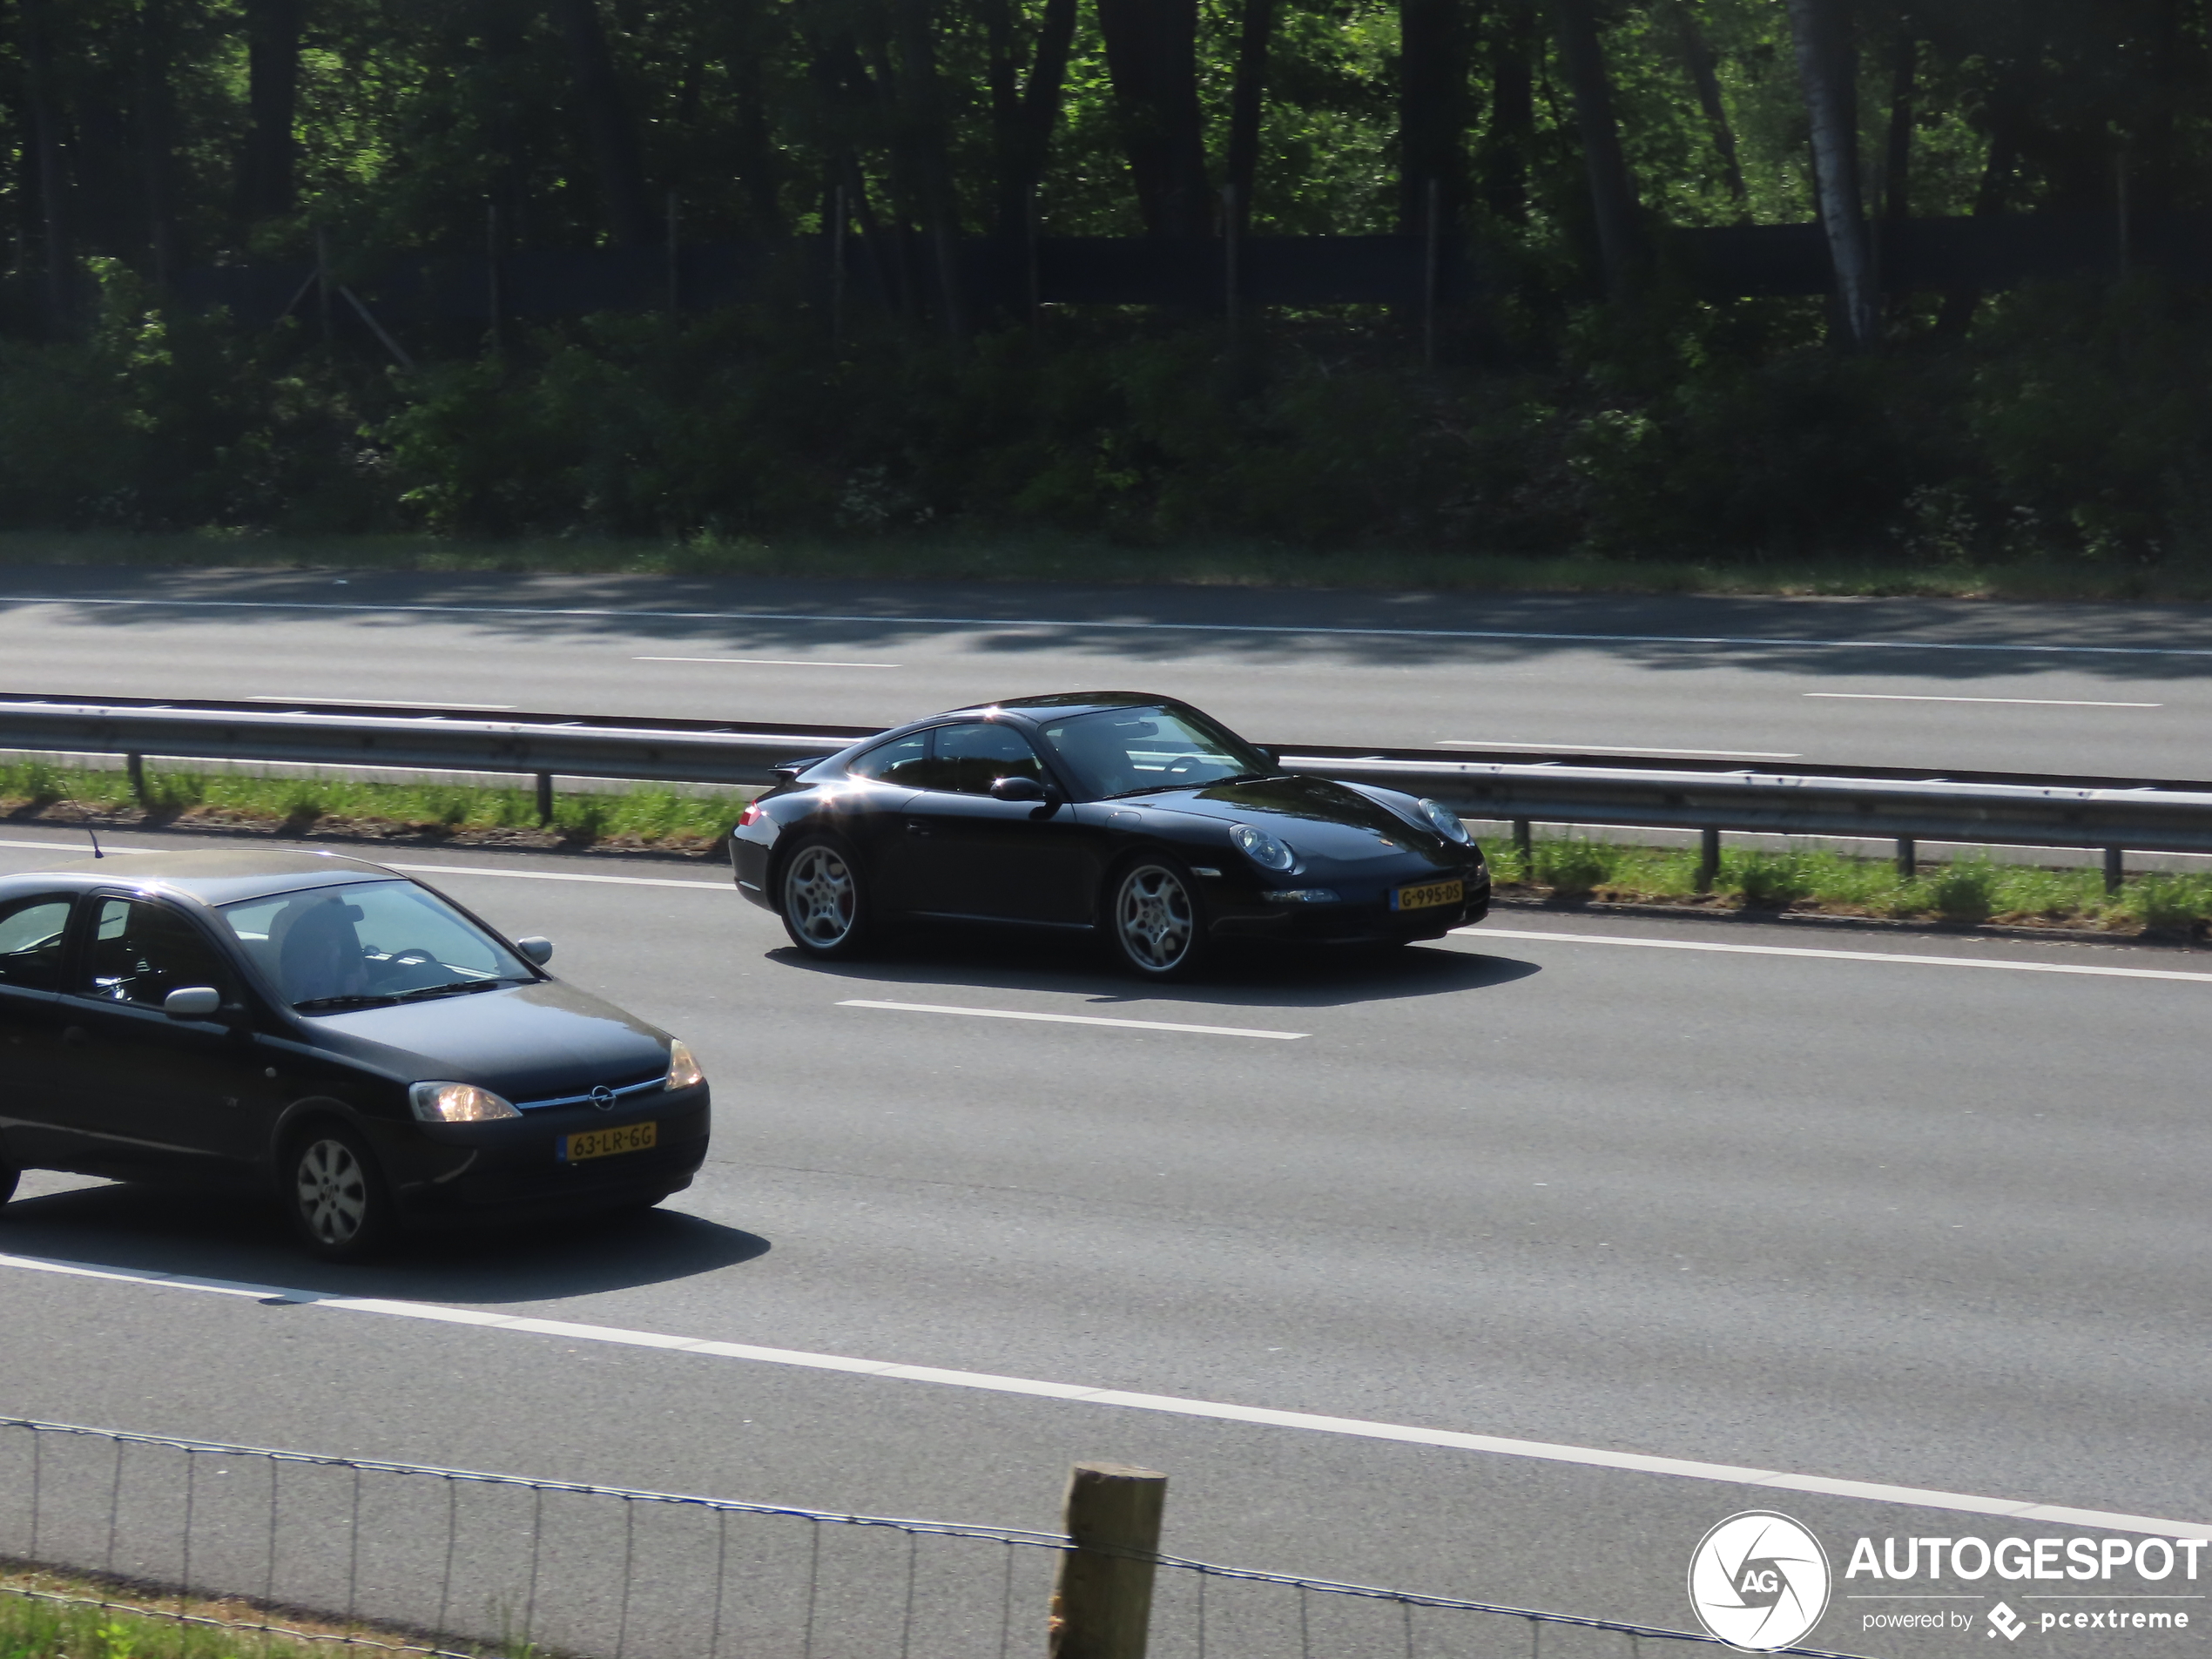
[0,838,731,889]
[1467,927,2212,983]
[245,696,518,709]
[840,998,1307,1039]
[635,656,900,669]
[10,592,2212,659]
[1440,741,1801,759]
[0,1249,2198,1540]
[1804,692,2163,709]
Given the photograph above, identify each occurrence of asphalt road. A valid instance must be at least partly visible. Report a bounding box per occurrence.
[6,567,2212,778]
[0,825,2204,1659]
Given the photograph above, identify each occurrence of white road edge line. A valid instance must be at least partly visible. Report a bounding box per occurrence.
[0,838,732,889]
[1467,927,2212,983]
[13,592,2212,659]
[635,656,901,669]
[840,998,1307,1039]
[0,1248,2198,1539]
[1804,693,2164,709]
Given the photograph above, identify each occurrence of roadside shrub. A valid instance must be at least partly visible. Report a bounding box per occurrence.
[1532,838,1620,899]
[1926,857,2000,923]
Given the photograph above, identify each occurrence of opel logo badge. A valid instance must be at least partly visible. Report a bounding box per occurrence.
[590,1085,616,1111]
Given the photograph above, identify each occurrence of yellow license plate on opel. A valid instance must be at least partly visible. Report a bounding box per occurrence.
[560,1122,658,1163]
[1390,879,1464,912]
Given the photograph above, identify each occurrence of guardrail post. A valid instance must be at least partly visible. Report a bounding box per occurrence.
[536,772,555,827]
[126,752,147,806]
[1696,826,1720,894]
[2104,846,2125,894]
[1049,1461,1166,1659]
[1896,836,1916,880]
[1512,819,1532,870]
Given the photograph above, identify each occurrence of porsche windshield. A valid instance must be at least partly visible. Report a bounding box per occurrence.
[1040,707,1271,798]
[218,880,532,1010]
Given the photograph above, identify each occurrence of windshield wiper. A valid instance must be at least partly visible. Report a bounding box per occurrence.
[293,993,401,1012]
[391,976,521,1002]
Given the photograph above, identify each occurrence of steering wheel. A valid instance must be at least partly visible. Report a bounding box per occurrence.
[370,947,444,981]
[1163,754,1207,778]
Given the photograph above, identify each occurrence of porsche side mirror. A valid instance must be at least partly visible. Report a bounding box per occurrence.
[1257,746,1280,769]
[989,775,1047,803]
[516,936,555,966]
[164,986,223,1020]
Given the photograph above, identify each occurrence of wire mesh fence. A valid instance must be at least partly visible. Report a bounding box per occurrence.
[0,1415,1865,1659]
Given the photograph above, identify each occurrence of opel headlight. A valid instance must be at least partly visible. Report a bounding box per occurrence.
[1417,799,1474,845]
[408,1082,521,1123]
[1230,824,1296,871]
[665,1039,706,1089]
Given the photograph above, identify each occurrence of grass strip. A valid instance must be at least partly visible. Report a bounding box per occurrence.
[0,1564,519,1659]
[7,760,2206,933]
[4,529,2212,603]
[0,759,745,856]
[1491,837,2212,934]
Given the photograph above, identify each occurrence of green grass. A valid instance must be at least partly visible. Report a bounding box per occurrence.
[0,1577,510,1659]
[0,760,745,852]
[5,529,2212,601]
[1492,836,2212,934]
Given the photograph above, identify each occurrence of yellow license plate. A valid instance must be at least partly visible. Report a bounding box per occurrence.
[561,1122,657,1163]
[1391,879,1464,912]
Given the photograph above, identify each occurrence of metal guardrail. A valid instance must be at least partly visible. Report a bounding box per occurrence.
[3,692,2207,886]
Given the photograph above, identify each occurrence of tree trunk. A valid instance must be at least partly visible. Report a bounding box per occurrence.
[1668,0,1746,212]
[1480,0,1534,223]
[995,0,1078,234]
[1553,0,1642,294]
[141,0,179,280]
[1934,123,2014,337]
[1096,0,1211,238]
[1225,0,1278,233]
[19,0,74,331]
[1399,0,1467,233]
[239,0,302,223]
[892,0,967,333]
[551,0,655,246]
[1784,0,1877,348]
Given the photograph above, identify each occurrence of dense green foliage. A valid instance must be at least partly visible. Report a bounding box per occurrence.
[2,3,2209,560]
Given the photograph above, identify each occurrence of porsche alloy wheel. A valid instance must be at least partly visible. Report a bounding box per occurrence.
[780,839,870,956]
[1110,860,1204,979]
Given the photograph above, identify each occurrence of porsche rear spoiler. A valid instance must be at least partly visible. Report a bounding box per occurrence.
[770,754,834,782]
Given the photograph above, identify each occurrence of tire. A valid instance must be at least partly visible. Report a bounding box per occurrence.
[778,836,873,958]
[1107,856,1208,981]
[283,1123,396,1262]
[0,1161,17,1211]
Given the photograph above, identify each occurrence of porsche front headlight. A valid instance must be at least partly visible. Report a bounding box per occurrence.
[1417,799,1474,845]
[1230,823,1296,872]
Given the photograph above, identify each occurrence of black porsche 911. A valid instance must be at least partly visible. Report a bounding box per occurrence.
[0,849,710,1260]
[728,692,1489,977]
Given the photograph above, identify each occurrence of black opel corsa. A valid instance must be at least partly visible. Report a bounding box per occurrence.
[0,849,710,1260]
[729,691,1490,978]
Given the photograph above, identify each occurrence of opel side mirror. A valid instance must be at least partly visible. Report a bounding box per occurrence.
[516,937,554,966]
[164,987,223,1020]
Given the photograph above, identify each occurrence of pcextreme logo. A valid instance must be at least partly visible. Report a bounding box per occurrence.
[1689,1511,1833,1653]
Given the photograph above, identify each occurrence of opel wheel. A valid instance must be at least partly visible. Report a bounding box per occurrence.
[1109,858,1207,980]
[285,1125,394,1261]
[779,837,872,957]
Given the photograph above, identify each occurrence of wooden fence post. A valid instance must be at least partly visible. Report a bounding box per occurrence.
[1049,1461,1166,1659]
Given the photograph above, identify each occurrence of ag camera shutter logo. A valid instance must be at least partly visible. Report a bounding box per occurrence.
[1688,1511,1832,1652]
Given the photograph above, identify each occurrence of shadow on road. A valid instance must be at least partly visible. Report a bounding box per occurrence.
[0,1179,769,1305]
[766,930,1541,1009]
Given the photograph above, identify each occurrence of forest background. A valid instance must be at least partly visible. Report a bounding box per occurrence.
[0,0,2207,581]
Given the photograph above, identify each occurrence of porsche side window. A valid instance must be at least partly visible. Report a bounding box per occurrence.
[0,894,71,990]
[848,733,933,786]
[932,724,1045,796]
[78,899,240,1008]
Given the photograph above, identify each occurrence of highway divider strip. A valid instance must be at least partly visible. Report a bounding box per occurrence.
[838,998,1307,1039]
[0,1247,2202,1541]
[1469,928,2212,983]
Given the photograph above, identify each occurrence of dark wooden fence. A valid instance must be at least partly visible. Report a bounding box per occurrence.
[171,210,2206,336]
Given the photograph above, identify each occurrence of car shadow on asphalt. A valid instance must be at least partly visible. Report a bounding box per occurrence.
[765,930,1541,1009]
[0,1179,769,1304]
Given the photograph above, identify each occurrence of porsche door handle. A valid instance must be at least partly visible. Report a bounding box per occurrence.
[904,820,932,837]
